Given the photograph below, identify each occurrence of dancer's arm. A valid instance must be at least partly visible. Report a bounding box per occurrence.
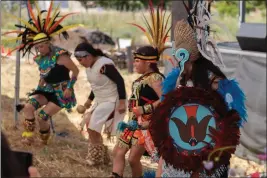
[57,55,79,98]
[142,73,164,114]
[84,91,94,109]
[133,74,164,129]
[150,78,163,109]
[36,78,46,90]
[100,64,126,100]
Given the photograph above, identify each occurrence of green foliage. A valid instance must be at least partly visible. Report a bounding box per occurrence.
[78,0,172,11]
[215,1,266,17]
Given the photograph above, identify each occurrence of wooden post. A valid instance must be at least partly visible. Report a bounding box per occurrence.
[126,46,133,73]
[117,37,120,51]
[164,0,189,75]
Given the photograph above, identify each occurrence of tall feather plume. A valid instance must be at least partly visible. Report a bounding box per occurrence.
[2,30,23,35]
[48,13,77,34]
[8,14,39,33]
[34,1,42,28]
[27,0,40,31]
[46,3,61,31]
[148,0,156,37]
[44,0,54,30]
[142,13,154,37]
[129,0,171,55]
[50,24,82,38]
[2,0,80,57]
[5,44,25,57]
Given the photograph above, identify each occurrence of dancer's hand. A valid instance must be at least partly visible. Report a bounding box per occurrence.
[132,106,143,117]
[211,77,222,90]
[63,88,72,98]
[38,78,46,87]
[29,166,41,177]
[117,99,126,114]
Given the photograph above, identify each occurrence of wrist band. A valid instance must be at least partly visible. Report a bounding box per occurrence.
[143,104,154,114]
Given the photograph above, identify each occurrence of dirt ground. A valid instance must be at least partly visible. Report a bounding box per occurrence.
[1,57,266,177]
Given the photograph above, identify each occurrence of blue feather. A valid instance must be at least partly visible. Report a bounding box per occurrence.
[217,79,247,127]
[161,67,180,101]
[116,120,138,132]
[128,120,138,130]
[143,170,156,178]
[117,121,128,132]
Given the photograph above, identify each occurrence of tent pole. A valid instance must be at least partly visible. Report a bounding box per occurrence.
[14,0,22,128]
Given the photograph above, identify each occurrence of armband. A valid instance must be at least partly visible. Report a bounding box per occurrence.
[142,104,154,114]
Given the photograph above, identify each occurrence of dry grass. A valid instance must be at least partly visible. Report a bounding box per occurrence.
[1,58,266,177]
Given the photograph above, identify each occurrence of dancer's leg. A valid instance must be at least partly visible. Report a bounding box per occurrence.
[128,145,146,177]
[112,144,129,177]
[37,102,61,144]
[86,102,116,165]
[21,95,47,145]
[156,157,163,177]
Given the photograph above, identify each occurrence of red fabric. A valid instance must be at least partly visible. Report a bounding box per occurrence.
[250,172,260,178]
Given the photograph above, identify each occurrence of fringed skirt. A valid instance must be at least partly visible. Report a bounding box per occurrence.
[29,81,76,111]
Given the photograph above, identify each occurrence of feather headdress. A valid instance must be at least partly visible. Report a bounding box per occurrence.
[2,0,80,57]
[129,0,171,62]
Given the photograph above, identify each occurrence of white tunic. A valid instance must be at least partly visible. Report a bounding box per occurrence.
[84,56,125,135]
[86,56,118,103]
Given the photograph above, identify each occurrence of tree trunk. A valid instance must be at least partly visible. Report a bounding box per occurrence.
[171,1,188,41]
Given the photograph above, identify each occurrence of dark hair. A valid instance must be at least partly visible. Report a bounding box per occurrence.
[1,132,29,178]
[181,55,227,90]
[149,63,160,73]
[74,42,106,57]
[135,45,159,60]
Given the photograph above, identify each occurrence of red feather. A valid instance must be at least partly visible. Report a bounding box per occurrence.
[2,30,23,35]
[48,13,77,34]
[27,0,40,31]
[159,0,164,12]
[5,44,25,57]
[163,35,168,43]
[127,23,146,33]
[167,56,175,67]
[44,1,53,31]
[148,0,154,14]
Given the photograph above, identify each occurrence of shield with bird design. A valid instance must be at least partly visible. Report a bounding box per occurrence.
[170,104,215,151]
[149,86,241,175]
